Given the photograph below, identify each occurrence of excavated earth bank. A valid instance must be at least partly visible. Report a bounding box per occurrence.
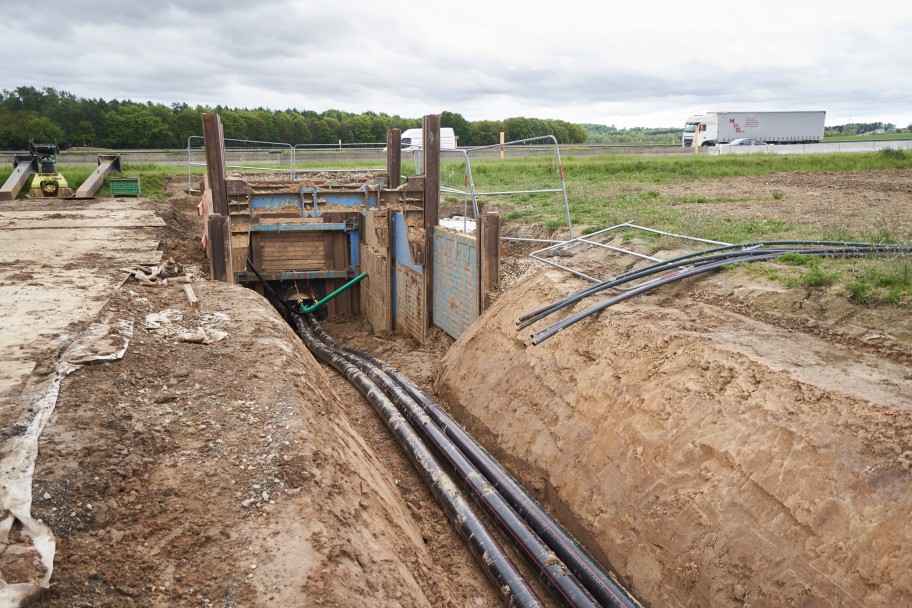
[19,171,912,606]
[438,268,912,607]
[30,282,495,607]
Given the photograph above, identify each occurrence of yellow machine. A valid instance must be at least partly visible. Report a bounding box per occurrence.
[26,140,73,198]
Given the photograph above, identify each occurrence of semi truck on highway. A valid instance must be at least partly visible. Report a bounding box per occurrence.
[682,111,826,146]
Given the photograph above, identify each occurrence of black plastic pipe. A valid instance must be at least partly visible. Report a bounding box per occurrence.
[292,315,545,608]
[517,247,792,330]
[307,318,641,608]
[527,249,891,345]
[518,241,912,325]
[303,316,601,608]
[529,250,793,344]
[612,240,907,282]
[518,243,912,331]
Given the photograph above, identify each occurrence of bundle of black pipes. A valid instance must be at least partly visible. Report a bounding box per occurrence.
[243,257,546,605]
[292,312,641,608]
[306,318,640,608]
[519,241,912,346]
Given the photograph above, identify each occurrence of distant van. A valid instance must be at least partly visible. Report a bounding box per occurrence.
[399,127,457,150]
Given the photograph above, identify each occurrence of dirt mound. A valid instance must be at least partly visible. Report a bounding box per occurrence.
[437,268,912,607]
[30,282,483,607]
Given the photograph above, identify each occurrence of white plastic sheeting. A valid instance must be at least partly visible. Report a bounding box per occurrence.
[0,200,162,606]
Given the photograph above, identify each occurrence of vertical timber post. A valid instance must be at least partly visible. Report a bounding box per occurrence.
[422,115,440,332]
[202,113,233,282]
[386,128,401,188]
[202,113,229,216]
[477,212,501,313]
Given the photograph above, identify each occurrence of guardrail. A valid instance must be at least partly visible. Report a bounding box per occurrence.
[713,139,912,155]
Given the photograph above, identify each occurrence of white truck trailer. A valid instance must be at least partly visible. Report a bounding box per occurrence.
[399,128,457,150]
[682,111,826,146]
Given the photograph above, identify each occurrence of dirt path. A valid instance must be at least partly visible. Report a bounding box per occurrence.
[658,169,912,240]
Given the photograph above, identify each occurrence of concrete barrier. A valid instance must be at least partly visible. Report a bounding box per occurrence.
[714,139,912,156]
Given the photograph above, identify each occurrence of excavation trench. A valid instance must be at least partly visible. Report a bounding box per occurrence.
[262,266,640,608]
[20,170,912,607]
[436,268,912,607]
[26,260,912,607]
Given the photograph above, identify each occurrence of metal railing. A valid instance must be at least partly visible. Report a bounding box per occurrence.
[186,135,574,242]
[292,143,387,176]
[530,222,732,284]
[187,136,295,193]
[408,135,573,239]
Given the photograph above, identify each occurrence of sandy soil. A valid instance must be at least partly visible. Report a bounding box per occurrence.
[433,169,912,606]
[18,169,912,607]
[25,188,501,608]
[29,281,498,608]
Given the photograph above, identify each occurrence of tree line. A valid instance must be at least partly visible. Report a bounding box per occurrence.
[580,123,681,144]
[825,122,908,136]
[0,86,587,150]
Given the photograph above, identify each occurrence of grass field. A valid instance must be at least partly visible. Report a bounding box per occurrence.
[3,151,909,240]
[438,150,912,240]
[443,150,912,306]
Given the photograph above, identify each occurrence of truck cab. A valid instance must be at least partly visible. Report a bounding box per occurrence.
[682,114,718,147]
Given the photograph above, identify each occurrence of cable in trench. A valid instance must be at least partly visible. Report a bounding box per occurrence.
[291,313,545,608]
[246,257,640,607]
[298,314,602,607]
[305,319,641,608]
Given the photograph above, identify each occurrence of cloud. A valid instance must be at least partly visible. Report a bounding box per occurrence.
[2,0,910,128]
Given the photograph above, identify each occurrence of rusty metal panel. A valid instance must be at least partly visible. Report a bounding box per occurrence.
[395,262,426,343]
[432,227,478,339]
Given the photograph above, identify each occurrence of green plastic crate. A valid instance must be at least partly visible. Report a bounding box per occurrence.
[110,177,141,197]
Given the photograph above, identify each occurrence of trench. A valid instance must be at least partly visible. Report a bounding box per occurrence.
[252,268,641,608]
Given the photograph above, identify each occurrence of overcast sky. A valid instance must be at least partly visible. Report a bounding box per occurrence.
[2,0,910,128]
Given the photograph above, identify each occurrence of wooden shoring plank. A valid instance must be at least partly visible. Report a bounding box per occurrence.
[201,113,229,217]
[477,212,501,313]
[328,232,352,314]
[422,114,440,330]
[386,128,401,188]
[360,244,391,332]
[207,214,233,282]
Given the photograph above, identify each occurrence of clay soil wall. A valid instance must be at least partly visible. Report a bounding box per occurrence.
[437,269,912,607]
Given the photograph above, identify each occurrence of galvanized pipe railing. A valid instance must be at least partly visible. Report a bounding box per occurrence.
[187,136,295,192]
